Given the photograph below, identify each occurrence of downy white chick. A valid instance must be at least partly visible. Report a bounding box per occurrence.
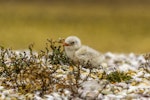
[63,36,104,68]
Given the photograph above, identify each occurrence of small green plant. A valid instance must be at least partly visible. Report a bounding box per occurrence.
[47,39,74,65]
[106,71,132,83]
[0,38,81,97]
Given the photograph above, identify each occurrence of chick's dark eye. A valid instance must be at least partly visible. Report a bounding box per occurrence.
[70,41,75,45]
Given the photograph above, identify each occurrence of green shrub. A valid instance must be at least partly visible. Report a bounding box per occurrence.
[106,71,132,83]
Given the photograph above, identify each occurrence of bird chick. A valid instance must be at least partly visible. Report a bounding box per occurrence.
[63,36,104,68]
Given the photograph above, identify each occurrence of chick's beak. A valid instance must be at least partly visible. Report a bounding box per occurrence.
[63,42,70,46]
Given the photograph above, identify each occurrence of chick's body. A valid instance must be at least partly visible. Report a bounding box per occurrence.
[64,36,104,68]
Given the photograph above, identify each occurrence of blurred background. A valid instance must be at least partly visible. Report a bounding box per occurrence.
[0,0,150,53]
